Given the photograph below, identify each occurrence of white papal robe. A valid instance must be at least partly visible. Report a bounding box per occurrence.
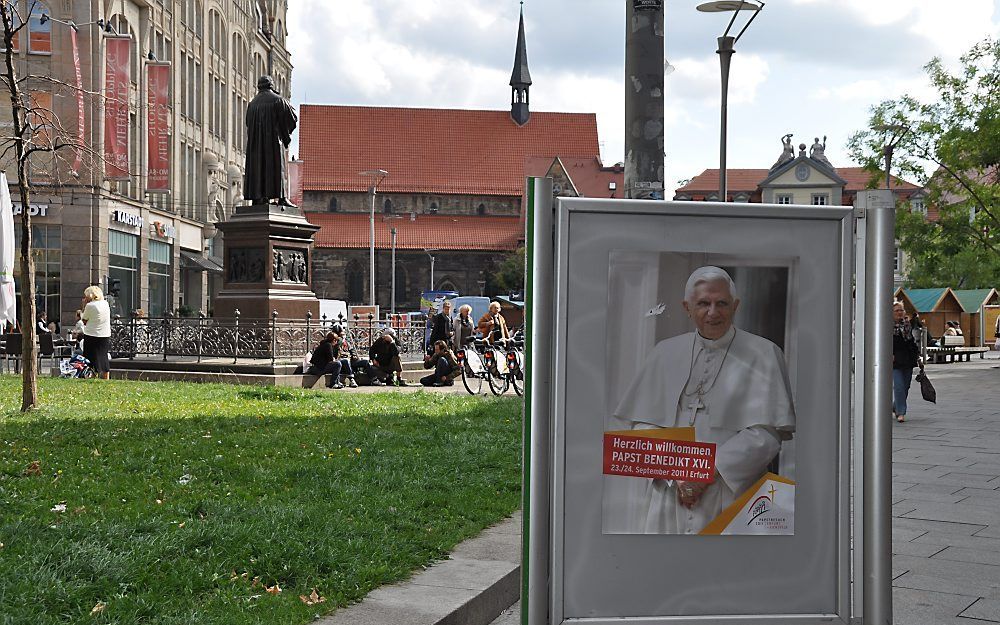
[613,326,795,534]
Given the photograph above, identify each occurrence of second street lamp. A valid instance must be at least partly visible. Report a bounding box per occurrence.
[359,169,388,309]
[697,0,764,202]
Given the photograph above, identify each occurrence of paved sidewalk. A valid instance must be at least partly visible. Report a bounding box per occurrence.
[892,355,1000,624]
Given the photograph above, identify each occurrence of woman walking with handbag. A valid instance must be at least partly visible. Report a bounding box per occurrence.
[892,301,921,423]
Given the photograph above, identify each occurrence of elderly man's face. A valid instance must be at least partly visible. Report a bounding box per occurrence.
[893,305,906,322]
[682,279,739,340]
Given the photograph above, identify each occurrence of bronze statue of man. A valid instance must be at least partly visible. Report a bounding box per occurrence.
[244,75,297,206]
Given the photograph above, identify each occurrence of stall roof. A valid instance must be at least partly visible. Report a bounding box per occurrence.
[903,288,952,313]
[952,288,999,313]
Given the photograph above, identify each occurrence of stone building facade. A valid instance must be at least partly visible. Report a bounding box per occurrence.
[298,10,615,312]
[3,0,291,326]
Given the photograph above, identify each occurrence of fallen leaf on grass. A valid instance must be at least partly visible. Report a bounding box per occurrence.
[250,576,261,588]
[299,589,325,606]
[177,522,185,529]
[91,449,101,457]
[178,474,193,485]
[24,461,42,477]
[50,502,67,513]
[73,506,86,515]
[90,602,106,615]
[265,583,281,595]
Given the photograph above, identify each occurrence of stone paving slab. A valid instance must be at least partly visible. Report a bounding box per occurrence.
[892,356,1000,623]
[962,598,1000,622]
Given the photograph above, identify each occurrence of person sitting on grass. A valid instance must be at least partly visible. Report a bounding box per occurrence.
[421,340,459,387]
[308,331,345,389]
[369,327,407,386]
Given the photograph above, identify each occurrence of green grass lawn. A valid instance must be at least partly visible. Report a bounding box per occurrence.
[0,378,523,625]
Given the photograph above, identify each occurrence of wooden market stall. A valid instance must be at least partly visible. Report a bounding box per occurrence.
[895,287,964,344]
[953,289,999,347]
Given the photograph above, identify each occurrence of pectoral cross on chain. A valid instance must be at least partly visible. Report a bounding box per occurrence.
[687,395,705,426]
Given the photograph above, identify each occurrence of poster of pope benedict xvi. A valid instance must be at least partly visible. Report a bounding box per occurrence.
[603,253,797,535]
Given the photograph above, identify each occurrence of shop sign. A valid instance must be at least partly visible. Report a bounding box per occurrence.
[633,0,662,10]
[112,209,143,229]
[150,220,177,240]
[12,204,48,217]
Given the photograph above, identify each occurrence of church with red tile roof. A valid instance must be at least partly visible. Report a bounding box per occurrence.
[298,9,616,310]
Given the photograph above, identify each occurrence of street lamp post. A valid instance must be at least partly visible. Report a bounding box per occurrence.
[424,249,438,291]
[697,1,765,202]
[359,169,389,308]
[390,227,397,315]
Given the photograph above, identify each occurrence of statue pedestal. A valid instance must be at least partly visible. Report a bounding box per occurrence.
[212,202,321,320]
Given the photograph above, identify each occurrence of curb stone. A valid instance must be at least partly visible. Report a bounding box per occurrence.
[316,511,521,625]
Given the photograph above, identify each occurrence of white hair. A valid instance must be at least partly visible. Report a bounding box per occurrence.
[684,266,737,302]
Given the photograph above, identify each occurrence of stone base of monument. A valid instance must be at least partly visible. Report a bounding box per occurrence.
[213,201,321,320]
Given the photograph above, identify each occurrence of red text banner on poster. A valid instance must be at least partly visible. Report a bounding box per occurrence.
[70,27,84,175]
[602,428,716,483]
[146,63,171,192]
[104,36,131,180]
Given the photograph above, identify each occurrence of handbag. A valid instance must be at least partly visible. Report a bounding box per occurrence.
[915,366,936,403]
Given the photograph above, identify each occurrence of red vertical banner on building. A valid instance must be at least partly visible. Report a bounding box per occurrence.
[70,27,84,175]
[146,63,171,192]
[104,36,131,180]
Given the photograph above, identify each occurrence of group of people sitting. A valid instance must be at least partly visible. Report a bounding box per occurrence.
[306,325,406,388]
[306,299,514,389]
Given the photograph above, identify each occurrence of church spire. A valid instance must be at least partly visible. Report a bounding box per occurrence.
[509,4,532,126]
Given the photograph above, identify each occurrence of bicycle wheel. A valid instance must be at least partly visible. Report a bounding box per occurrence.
[462,350,484,395]
[487,354,509,396]
[511,361,523,396]
[81,367,97,379]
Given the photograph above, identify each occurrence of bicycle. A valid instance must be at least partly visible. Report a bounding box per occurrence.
[456,338,489,395]
[484,335,524,396]
[59,354,97,379]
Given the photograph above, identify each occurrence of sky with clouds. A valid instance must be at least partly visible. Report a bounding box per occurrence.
[286,0,1000,192]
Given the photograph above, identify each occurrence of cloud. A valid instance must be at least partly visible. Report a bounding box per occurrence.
[285,0,1000,191]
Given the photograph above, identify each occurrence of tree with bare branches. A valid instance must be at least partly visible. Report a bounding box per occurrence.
[0,1,103,410]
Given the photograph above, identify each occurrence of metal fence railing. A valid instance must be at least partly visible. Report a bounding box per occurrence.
[109,311,426,364]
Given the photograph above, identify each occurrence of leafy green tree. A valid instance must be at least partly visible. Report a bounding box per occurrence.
[848,38,1000,288]
[492,246,525,295]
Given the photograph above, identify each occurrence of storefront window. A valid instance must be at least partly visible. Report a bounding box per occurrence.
[109,230,139,318]
[148,240,172,317]
[13,224,61,326]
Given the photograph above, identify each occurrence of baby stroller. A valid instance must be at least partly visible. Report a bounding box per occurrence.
[59,354,97,379]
